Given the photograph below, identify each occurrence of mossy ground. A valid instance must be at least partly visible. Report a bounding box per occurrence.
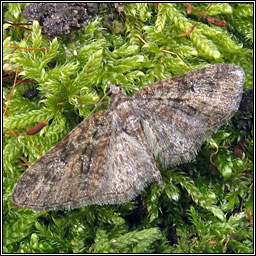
[3,3,253,253]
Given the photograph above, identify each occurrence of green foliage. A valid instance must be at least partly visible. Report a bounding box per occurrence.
[3,3,253,253]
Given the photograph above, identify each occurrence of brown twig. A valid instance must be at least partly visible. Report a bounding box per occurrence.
[222,233,233,253]
[3,45,46,51]
[135,34,190,70]
[183,3,226,27]
[22,120,48,135]
[179,4,214,37]
[4,21,33,32]
[3,68,19,116]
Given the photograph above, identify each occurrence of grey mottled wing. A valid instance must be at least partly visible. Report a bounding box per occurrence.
[12,106,161,211]
[132,64,244,167]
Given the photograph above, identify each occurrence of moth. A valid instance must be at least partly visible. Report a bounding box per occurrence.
[12,64,244,211]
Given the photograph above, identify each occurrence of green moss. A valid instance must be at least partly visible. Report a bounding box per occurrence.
[3,3,253,253]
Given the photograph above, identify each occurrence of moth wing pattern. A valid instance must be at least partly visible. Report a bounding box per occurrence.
[12,110,107,210]
[12,64,244,211]
[12,105,161,210]
[132,64,244,167]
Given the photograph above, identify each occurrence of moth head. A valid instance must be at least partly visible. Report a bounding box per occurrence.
[107,81,124,96]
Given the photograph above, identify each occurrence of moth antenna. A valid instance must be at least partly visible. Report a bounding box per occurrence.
[75,82,121,118]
